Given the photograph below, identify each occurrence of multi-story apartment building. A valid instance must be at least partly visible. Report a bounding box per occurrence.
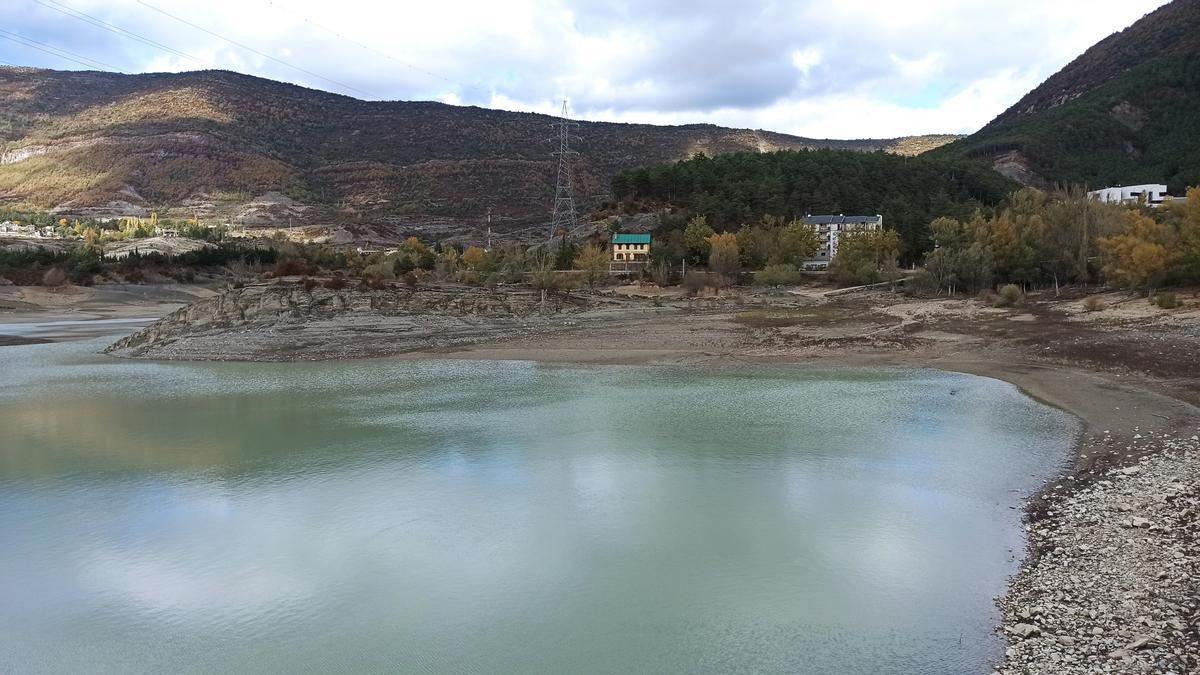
[802,214,883,270]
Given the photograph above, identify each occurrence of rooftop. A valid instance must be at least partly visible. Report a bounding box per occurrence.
[804,214,882,225]
[612,233,651,245]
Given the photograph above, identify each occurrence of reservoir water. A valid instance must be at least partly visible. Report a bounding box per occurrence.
[0,338,1077,674]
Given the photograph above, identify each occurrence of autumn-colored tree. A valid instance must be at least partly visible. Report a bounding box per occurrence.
[705,232,739,290]
[1174,187,1200,281]
[83,228,103,252]
[461,246,486,269]
[573,244,610,290]
[735,224,764,269]
[435,244,460,281]
[402,236,427,255]
[773,220,820,265]
[1099,210,1176,294]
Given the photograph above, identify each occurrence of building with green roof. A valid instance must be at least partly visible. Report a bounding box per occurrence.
[610,232,651,264]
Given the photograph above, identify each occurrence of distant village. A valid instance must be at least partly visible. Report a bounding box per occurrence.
[606,213,883,274]
[1,180,1193,294]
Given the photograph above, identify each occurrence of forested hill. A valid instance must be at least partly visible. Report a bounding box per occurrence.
[611,150,1017,260]
[936,0,1200,192]
[0,67,958,231]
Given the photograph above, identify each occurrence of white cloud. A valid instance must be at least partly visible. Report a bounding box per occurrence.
[0,0,1172,137]
[790,47,822,77]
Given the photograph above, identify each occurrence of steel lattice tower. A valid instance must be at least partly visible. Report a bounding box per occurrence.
[549,99,580,239]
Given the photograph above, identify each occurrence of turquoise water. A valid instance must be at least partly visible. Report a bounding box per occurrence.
[0,338,1076,674]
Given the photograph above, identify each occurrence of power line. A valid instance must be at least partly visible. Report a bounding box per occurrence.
[33,0,212,68]
[135,0,379,99]
[0,29,122,72]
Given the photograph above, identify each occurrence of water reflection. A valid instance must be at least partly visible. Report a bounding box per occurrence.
[0,340,1077,673]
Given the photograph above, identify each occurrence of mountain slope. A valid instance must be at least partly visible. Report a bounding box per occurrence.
[0,67,958,233]
[938,0,1200,192]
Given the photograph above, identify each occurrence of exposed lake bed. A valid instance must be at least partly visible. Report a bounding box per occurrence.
[0,337,1080,673]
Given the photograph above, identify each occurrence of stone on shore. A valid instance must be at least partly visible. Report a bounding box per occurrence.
[995,432,1199,674]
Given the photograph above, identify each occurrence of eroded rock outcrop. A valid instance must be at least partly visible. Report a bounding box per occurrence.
[106,282,594,361]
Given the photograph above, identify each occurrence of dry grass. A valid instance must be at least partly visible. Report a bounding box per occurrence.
[731,309,810,328]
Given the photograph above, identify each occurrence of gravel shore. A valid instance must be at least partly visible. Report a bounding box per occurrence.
[996,431,1199,674]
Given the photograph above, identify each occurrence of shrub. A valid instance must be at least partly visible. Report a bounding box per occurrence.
[554,271,581,292]
[682,271,709,296]
[394,256,415,276]
[903,270,939,297]
[648,260,672,287]
[273,256,313,277]
[1152,292,1179,309]
[362,261,395,280]
[829,260,881,287]
[994,284,1024,307]
[41,267,67,287]
[361,274,388,290]
[1082,296,1105,312]
[753,263,802,287]
[323,274,348,290]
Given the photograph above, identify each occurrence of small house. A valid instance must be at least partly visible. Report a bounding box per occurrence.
[611,233,651,262]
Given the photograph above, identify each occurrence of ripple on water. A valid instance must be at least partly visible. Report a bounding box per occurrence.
[0,345,1078,674]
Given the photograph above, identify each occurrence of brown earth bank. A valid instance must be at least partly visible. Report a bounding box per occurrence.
[16,279,1200,673]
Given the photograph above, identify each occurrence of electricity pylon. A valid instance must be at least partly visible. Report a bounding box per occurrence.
[549,99,580,239]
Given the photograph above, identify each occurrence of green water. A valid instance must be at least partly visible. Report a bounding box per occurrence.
[0,337,1076,674]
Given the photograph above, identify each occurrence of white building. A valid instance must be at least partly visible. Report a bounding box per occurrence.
[1088,184,1173,206]
[802,214,883,270]
[0,221,40,238]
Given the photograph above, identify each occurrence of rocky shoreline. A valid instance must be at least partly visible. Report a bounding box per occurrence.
[996,431,1199,674]
[103,282,625,361]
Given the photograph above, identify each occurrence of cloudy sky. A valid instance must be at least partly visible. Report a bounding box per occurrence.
[0,0,1170,138]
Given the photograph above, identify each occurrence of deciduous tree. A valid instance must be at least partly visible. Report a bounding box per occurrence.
[461,246,486,269]
[1100,210,1176,294]
[774,220,820,266]
[573,244,610,290]
[684,216,715,264]
[828,229,899,286]
[705,231,739,286]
